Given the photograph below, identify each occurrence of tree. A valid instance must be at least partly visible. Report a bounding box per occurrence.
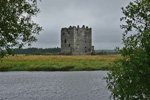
[105,0,150,99]
[0,0,42,58]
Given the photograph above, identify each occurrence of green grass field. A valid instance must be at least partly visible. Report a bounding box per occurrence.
[0,55,120,71]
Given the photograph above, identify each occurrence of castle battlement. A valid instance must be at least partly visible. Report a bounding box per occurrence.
[61,25,95,55]
[61,25,91,33]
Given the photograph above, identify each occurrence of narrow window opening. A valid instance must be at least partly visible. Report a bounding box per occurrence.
[69,44,70,47]
[64,39,67,43]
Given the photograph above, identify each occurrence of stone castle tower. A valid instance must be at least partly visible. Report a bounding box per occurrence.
[61,25,95,55]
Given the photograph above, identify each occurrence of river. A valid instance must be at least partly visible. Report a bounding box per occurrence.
[0,71,111,100]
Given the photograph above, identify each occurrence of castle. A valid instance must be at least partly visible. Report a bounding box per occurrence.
[61,25,95,55]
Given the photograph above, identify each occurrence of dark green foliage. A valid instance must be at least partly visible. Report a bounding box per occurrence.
[13,47,61,54]
[96,51,107,55]
[95,50,119,55]
[0,0,42,58]
[106,0,150,99]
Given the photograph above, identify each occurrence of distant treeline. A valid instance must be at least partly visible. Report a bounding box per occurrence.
[13,48,119,55]
[13,47,61,55]
[95,50,119,55]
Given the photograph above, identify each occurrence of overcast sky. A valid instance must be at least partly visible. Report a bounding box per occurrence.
[29,0,132,50]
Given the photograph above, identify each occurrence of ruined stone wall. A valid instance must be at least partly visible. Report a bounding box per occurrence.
[61,27,75,55]
[61,25,94,55]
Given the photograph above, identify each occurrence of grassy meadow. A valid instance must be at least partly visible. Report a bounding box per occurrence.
[0,55,120,71]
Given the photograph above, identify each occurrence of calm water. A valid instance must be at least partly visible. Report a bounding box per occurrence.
[0,71,111,100]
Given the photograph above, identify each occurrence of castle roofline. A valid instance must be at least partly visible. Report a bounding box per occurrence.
[62,25,91,30]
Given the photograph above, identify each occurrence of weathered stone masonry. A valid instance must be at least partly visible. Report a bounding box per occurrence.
[61,25,95,55]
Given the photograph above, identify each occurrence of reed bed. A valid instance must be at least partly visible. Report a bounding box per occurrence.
[0,55,120,71]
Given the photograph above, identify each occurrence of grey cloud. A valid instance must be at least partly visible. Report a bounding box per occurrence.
[29,0,132,49]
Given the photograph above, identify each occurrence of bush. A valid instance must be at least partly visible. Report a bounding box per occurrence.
[105,0,150,99]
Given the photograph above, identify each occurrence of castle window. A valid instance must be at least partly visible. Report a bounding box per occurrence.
[63,33,65,35]
[64,39,67,43]
[85,41,86,43]
[69,44,70,47]
[85,47,87,49]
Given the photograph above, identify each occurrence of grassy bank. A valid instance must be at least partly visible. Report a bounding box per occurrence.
[0,55,120,71]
